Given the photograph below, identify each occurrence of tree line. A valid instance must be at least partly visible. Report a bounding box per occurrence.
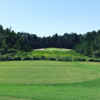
[0,25,100,58]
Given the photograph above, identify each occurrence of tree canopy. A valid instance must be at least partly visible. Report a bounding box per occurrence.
[0,25,100,58]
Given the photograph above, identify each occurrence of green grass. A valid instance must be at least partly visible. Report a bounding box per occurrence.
[44,48,71,51]
[27,48,86,58]
[0,61,100,84]
[0,61,100,100]
[0,96,33,100]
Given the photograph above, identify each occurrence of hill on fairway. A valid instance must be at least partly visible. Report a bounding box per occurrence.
[34,48,71,51]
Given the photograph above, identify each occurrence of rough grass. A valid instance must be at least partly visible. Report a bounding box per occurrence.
[27,48,85,58]
[0,61,100,100]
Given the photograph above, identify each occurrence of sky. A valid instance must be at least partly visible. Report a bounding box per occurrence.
[1,0,100,37]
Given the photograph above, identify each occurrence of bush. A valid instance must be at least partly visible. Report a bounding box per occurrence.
[48,56,58,61]
[7,48,16,53]
[41,55,48,60]
[33,55,42,60]
[87,58,94,62]
[56,56,72,62]
[0,56,6,61]
[72,57,79,61]
[23,56,33,60]
[97,58,100,62]
[72,57,86,61]
[56,57,63,61]
[13,56,22,60]
[0,49,6,54]
[64,56,72,62]
[93,58,100,62]
[6,55,13,61]
[78,57,86,61]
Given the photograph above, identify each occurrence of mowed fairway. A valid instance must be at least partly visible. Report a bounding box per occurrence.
[0,61,100,100]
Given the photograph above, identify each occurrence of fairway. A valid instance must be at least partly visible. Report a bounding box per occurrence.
[0,61,100,84]
[0,61,100,100]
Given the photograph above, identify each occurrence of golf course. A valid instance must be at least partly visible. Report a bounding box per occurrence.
[0,60,100,100]
[1,24,100,100]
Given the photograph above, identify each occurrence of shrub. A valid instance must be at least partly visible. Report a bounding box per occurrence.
[56,57,63,61]
[56,56,72,62]
[87,58,94,62]
[0,56,6,61]
[23,56,33,60]
[33,55,42,60]
[48,56,58,61]
[97,58,100,62]
[8,53,15,57]
[7,48,16,53]
[6,55,13,61]
[64,56,72,62]
[41,55,47,60]
[78,57,86,61]
[93,58,100,62]
[72,57,79,61]
[13,56,22,60]
[0,49,6,54]
[72,57,86,61]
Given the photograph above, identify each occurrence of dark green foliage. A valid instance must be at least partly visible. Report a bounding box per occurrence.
[0,56,6,61]
[33,55,42,60]
[13,56,22,60]
[1,24,100,60]
[5,55,13,61]
[0,24,81,53]
[23,56,33,60]
[7,48,16,53]
[41,55,47,60]
[0,49,6,54]
[78,58,86,61]
[72,57,79,61]
[97,58,100,62]
[87,58,95,62]
[56,56,72,61]
[72,57,86,61]
[74,30,100,58]
[93,50,100,58]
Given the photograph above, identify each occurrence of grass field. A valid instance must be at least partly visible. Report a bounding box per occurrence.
[0,61,100,100]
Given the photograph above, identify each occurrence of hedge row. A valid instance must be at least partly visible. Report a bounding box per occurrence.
[0,56,22,61]
[0,55,100,62]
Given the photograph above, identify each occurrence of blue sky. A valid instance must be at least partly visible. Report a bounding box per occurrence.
[1,0,100,37]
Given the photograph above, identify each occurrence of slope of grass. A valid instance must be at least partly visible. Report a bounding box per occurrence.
[27,48,86,58]
[44,48,71,51]
[0,61,100,100]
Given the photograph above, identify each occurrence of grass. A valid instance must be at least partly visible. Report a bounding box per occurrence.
[0,96,33,100]
[27,48,86,58]
[0,61,100,100]
[0,61,100,84]
[44,48,71,51]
